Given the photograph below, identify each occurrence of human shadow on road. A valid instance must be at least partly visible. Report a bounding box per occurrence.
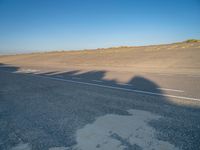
[0,63,200,150]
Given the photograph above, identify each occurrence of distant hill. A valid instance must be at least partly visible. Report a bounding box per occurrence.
[184,39,200,43]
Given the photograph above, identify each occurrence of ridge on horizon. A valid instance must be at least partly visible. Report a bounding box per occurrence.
[1,39,199,56]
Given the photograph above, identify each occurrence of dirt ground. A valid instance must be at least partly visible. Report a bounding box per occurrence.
[0,41,200,75]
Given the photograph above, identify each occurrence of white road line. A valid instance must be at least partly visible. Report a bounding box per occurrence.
[92,80,103,82]
[56,75,63,78]
[72,77,81,80]
[157,88,184,92]
[16,69,39,73]
[34,75,200,102]
[118,83,132,86]
[157,74,173,76]
[186,75,200,78]
[1,70,200,102]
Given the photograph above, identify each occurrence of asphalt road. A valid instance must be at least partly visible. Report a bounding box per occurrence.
[0,67,200,150]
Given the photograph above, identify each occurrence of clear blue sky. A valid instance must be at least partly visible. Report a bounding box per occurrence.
[0,0,200,54]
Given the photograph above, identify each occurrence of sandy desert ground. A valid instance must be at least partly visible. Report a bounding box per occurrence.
[0,41,200,75]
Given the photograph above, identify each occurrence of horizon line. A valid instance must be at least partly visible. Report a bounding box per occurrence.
[0,39,199,56]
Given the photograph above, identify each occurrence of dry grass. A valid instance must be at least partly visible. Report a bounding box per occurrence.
[0,41,200,75]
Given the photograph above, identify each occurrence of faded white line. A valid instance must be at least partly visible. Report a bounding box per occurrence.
[16,69,39,73]
[56,75,64,78]
[92,80,103,83]
[1,70,200,102]
[157,74,173,76]
[157,88,184,93]
[72,77,81,80]
[30,74,200,102]
[186,75,200,78]
[118,83,132,86]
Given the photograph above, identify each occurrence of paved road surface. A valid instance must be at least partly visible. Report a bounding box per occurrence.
[0,66,200,150]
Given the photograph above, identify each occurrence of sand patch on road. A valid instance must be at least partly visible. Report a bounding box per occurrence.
[51,109,179,150]
[11,143,31,150]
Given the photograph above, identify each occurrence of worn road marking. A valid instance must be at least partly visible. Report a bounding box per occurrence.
[118,83,132,86]
[56,75,64,78]
[1,70,200,102]
[16,69,39,73]
[36,75,200,102]
[92,80,103,82]
[72,77,81,80]
[157,88,184,92]
[156,73,173,76]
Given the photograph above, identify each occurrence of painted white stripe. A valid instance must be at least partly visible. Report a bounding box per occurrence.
[157,88,184,92]
[186,75,200,78]
[1,70,200,102]
[92,80,103,82]
[34,75,200,102]
[56,75,63,78]
[72,77,81,80]
[16,69,39,73]
[118,83,132,86]
[157,74,172,76]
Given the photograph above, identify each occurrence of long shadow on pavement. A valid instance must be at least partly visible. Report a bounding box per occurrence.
[0,63,200,150]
